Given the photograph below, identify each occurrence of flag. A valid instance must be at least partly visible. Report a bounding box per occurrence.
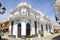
[55,15,59,21]
[21,5,26,9]
[18,7,21,12]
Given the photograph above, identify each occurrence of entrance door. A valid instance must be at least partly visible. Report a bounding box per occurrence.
[26,23,30,37]
[18,23,21,37]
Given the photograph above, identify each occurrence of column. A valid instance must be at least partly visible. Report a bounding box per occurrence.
[51,25,54,33]
[43,24,47,36]
[47,25,51,35]
[9,23,11,35]
[13,24,17,38]
[21,22,26,36]
[37,22,39,35]
[31,21,35,35]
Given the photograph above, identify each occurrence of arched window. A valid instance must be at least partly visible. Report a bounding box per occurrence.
[26,23,30,37]
[18,23,21,37]
[11,21,14,27]
[11,21,14,35]
[34,21,37,34]
[41,24,43,31]
[46,24,48,31]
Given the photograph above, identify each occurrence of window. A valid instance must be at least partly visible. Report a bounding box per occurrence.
[41,24,43,31]
[34,21,37,34]
[1,24,2,27]
[21,9,27,15]
[59,23,60,25]
[11,21,14,35]
[46,24,48,31]
[11,21,14,27]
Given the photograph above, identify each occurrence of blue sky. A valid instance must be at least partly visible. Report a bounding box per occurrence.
[0,0,57,24]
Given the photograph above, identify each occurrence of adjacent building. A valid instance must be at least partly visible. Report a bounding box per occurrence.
[0,20,9,32]
[0,20,9,37]
[54,0,60,32]
[9,2,55,38]
[54,0,60,25]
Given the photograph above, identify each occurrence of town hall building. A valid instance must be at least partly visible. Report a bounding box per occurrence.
[9,2,55,38]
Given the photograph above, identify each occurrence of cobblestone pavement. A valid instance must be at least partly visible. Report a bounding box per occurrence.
[1,33,60,40]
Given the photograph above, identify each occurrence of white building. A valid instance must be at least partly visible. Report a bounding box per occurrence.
[9,2,54,38]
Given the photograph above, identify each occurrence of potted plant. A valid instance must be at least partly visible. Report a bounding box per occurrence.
[50,32,54,34]
[54,29,59,33]
[28,35,33,40]
[39,31,44,37]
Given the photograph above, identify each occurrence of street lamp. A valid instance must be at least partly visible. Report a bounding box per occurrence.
[0,3,6,14]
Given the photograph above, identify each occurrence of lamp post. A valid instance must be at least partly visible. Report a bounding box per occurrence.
[0,2,6,40]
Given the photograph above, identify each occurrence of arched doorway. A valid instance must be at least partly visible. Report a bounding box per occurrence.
[18,23,21,37]
[26,23,30,37]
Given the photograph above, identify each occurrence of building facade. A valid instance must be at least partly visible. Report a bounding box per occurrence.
[9,2,54,38]
[54,0,60,25]
[0,20,9,32]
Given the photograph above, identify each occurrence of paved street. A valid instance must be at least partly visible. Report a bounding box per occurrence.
[1,33,60,40]
[41,33,60,40]
[52,35,60,40]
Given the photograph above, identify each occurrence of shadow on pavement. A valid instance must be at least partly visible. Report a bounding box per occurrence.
[1,38,8,40]
[52,35,60,40]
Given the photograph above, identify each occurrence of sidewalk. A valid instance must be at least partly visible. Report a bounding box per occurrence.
[40,33,60,40]
[2,33,60,40]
